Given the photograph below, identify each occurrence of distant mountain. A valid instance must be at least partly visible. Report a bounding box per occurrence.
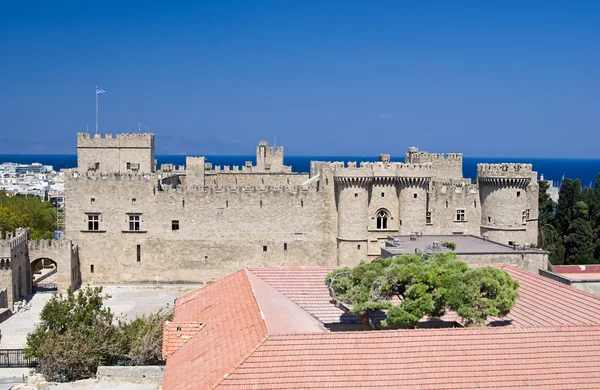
[155,135,250,155]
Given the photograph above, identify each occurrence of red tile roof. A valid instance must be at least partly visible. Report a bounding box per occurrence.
[161,321,205,358]
[164,265,600,389]
[218,325,600,389]
[162,270,268,390]
[249,265,600,327]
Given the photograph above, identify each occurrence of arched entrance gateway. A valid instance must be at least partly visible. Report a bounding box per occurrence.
[28,239,81,293]
[31,257,59,291]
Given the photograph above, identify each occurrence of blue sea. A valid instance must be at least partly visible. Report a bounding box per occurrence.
[1,154,600,187]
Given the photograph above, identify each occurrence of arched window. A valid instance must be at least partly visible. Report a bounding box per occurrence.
[376,210,389,230]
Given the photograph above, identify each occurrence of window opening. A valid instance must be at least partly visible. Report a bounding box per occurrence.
[426,212,432,224]
[414,193,417,198]
[172,220,179,231]
[284,243,288,251]
[456,209,465,221]
[517,191,521,197]
[129,215,140,231]
[90,264,94,273]
[87,214,99,231]
[376,210,389,230]
[91,198,95,204]
[132,198,137,205]
[136,245,141,262]
[263,245,267,252]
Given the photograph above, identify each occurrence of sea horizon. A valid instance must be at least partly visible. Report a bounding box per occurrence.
[2,153,600,187]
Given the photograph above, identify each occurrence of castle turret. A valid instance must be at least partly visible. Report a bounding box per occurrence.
[334,164,372,266]
[77,133,155,173]
[256,141,290,173]
[478,163,538,245]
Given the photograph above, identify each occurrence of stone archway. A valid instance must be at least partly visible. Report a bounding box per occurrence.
[31,257,58,289]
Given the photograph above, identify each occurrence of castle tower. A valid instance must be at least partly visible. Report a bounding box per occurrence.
[478,163,538,245]
[334,168,372,266]
[398,178,430,234]
[77,133,155,173]
[256,141,287,173]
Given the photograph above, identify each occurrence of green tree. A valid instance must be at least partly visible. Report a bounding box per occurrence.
[120,308,173,365]
[555,179,582,237]
[326,252,519,329]
[24,287,122,381]
[564,218,595,265]
[0,191,56,239]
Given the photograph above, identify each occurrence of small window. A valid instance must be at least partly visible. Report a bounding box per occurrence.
[357,244,361,250]
[456,209,465,221]
[488,216,491,223]
[91,198,96,204]
[508,241,515,246]
[355,193,358,198]
[136,245,141,262]
[127,162,131,170]
[204,255,208,262]
[474,200,477,208]
[260,199,263,208]
[172,220,179,231]
[326,177,329,185]
[413,193,417,199]
[301,199,304,208]
[263,245,268,252]
[132,198,137,205]
[182,199,185,208]
[446,200,449,208]
[94,162,100,170]
[381,192,385,197]
[399,219,402,226]
[226,199,229,208]
[517,191,521,197]
[90,264,94,273]
[87,214,99,231]
[129,215,141,231]
[426,212,432,224]
[284,243,288,251]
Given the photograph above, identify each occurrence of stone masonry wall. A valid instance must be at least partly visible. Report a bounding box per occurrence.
[77,133,155,174]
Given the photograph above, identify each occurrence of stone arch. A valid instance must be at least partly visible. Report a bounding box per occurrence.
[31,257,58,287]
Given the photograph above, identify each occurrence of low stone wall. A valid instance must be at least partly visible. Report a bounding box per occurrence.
[96,366,164,384]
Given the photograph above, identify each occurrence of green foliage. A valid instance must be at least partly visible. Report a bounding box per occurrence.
[441,241,457,250]
[326,253,519,329]
[555,179,582,237]
[564,218,595,265]
[25,286,172,382]
[0,191,56,239]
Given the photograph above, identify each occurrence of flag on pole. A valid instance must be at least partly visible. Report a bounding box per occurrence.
[96,88,106,94]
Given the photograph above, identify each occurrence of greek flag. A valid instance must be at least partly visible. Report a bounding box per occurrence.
[96,88,106,94]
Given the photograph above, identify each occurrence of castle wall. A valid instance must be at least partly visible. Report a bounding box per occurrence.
[77,133,155,173]
[206,172,308,188]
[28,239,80,292]
[398,179,429,235]
[0,229,31,307]
[65,174,338,283]
[426,181,481,236]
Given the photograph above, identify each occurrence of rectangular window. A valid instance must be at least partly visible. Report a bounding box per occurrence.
[456,209,465,221]
[517,191,521,197]
[284,243,288,251]
[87,214,99,231]
[132,198,137,205]
[136,245,141,262]
[426,212,432,224]
[94,162,100,170]
[127,162,131,170]
[172,220,179,230]
[90,264,94,273]
[129,215,141,231]
[413,193,417,198]
[91,198,96,204]
[263,245,268,252]
[522,209,530,223]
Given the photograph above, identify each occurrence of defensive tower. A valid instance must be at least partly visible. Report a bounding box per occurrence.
[77,133,155,173]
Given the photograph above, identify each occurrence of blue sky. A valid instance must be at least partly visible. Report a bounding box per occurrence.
[0,1,598,156]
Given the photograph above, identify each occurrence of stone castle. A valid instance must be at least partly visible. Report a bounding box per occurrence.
[64,132,539,283]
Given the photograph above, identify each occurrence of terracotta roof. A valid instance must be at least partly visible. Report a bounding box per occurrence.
[161,321,205,358]
[249,265,600,327]
[162,270,268,390]
[219,325,600,389]
[162,269,327,390]
[247,267,357,324]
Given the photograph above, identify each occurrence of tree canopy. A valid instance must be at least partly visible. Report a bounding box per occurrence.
[25,287,172,382]
[0,191,56,239]
[326,252,519,330]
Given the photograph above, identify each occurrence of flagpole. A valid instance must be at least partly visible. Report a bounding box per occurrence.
[95,86,98,134]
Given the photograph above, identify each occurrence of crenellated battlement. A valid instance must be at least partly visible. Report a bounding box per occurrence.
[158,182,319,196]
[0,228,28,255]
[77,132,154,148]
[332,161,434,179]
[28,239,74,251]
[477,163,534,178]
[68,171,157,181]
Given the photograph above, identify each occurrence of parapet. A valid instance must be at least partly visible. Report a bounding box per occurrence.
[0,228,29,255]
[477,163,534,179]
[405,147,463,164]
[77,132,154,148]
[332,161,434,181]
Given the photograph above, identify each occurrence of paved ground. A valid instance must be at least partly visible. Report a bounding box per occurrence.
[0,281,200,349]
[0,368,29,390]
